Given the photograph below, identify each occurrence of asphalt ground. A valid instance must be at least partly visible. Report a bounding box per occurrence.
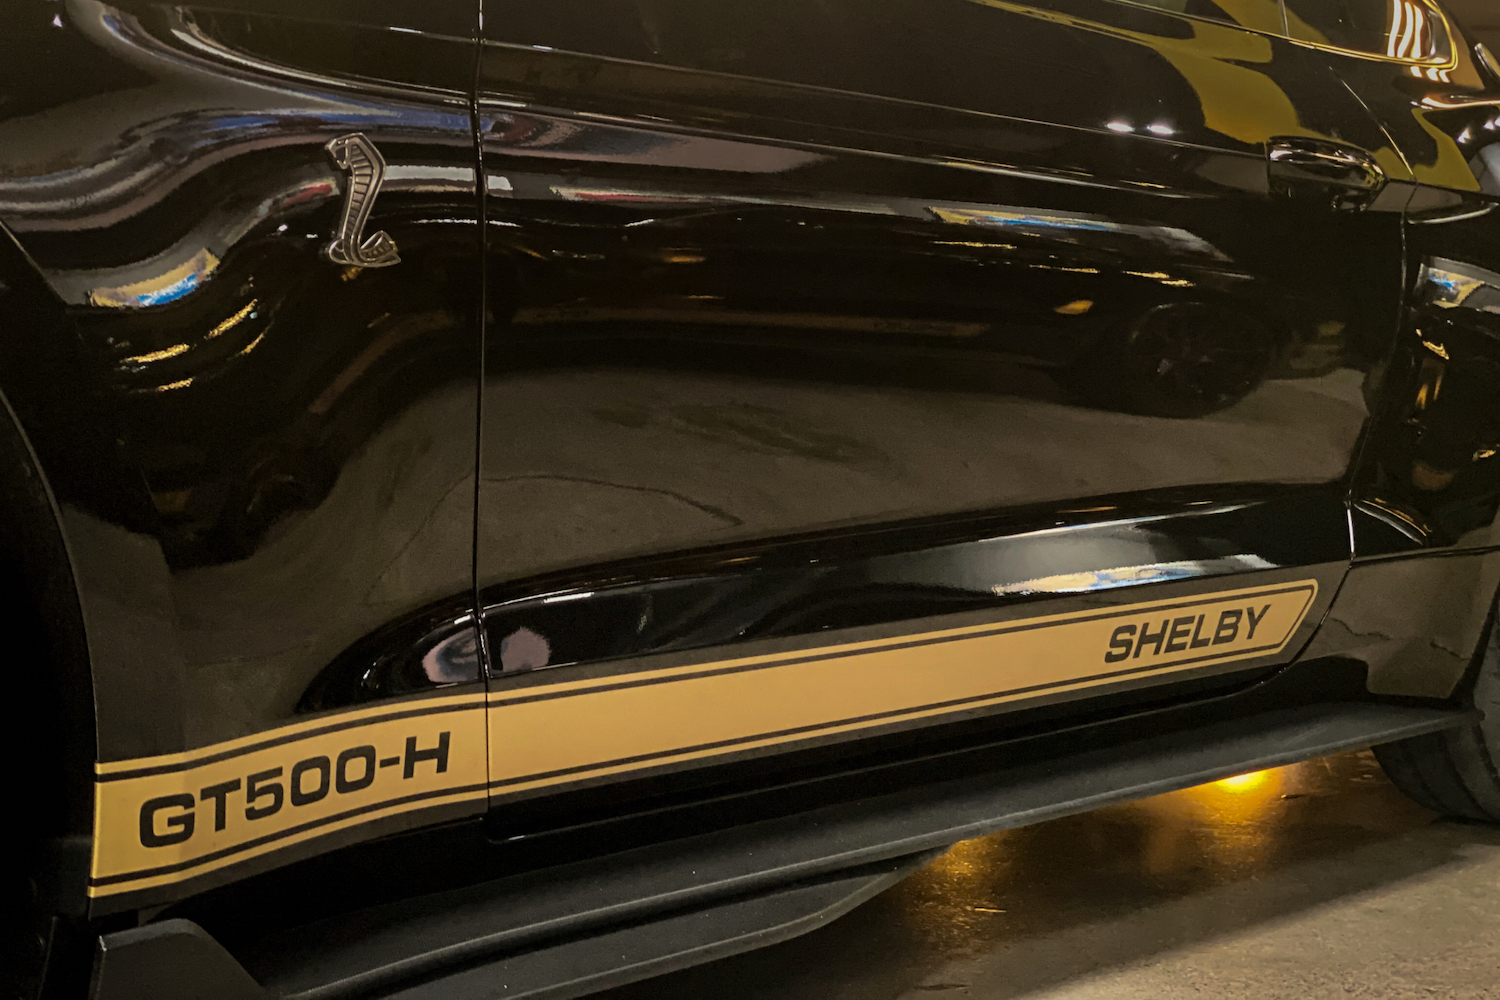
[595,751,1500,1000]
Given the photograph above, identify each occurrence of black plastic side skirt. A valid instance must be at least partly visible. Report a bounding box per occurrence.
[88,854,931,1000]
[397,852,936,1000]
[90,921,267,1000]
[90,702,1471,1000]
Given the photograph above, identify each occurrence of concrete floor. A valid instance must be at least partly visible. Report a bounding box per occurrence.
[595,751,1500,1000]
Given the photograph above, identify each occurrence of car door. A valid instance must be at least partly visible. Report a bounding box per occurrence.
[473,0,1411,817]
[0,0,486,912]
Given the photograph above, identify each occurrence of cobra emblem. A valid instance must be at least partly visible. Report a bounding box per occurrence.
[324,133,400,268]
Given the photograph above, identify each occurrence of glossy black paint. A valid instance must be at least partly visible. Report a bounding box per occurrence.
[471,488,1347,680]
[1,1,484,766]
[472,0,1405,729]
[0,4,489,947]
[6,0,1500,959]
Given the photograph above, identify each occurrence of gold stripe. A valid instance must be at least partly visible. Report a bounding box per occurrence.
[484,581,1317,795]
[89,785,489,897]
[90,700,488,897]
[93,692,485,776]
[89,581,1316,900]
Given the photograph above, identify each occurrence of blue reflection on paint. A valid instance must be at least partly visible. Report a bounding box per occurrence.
[132,270,203,306]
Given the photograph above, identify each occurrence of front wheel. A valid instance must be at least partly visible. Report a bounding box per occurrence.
[1375,611,1500,821]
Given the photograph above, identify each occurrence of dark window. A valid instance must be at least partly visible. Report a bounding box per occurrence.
[1283,0,1451,60]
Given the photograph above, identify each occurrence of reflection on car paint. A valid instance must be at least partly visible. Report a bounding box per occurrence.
[0,0,484,784]
[991,553,1278,595]
[1422,255,1500,312]
[968,0,1406,169]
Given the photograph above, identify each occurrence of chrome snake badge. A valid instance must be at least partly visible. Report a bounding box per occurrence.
[324,133,400,268]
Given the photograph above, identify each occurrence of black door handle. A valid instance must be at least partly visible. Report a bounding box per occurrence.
[1267,137,1387,211]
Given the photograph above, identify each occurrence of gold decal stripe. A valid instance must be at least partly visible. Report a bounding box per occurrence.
[485,582,1317,795]
[89,698,488,898]
[93,692,484,777]
[89,581,1318,900]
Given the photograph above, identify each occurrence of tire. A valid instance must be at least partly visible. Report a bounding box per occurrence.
[1374,608,1500,821]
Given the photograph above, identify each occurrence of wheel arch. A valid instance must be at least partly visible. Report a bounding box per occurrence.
[0,224,99,871]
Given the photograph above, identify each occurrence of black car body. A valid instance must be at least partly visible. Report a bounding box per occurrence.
[5,0,1500,996]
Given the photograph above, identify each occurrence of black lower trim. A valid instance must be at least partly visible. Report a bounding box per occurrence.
[91,854,936,1000]
[387,852,942,1000]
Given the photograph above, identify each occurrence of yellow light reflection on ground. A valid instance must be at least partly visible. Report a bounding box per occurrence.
[1126,765,1294,880]
[927,836,1001,880]
[897,835,1020,948]
[1180,766,1286,823]
[1214,769,1273,792]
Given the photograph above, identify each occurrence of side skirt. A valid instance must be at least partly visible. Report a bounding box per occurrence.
[89,700,1468,1000]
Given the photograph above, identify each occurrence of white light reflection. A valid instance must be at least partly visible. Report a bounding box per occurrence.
[1388,0,1409,58]
[1106,120,1134,133]
[1387,0,1435,61]
[541,591,595,604]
